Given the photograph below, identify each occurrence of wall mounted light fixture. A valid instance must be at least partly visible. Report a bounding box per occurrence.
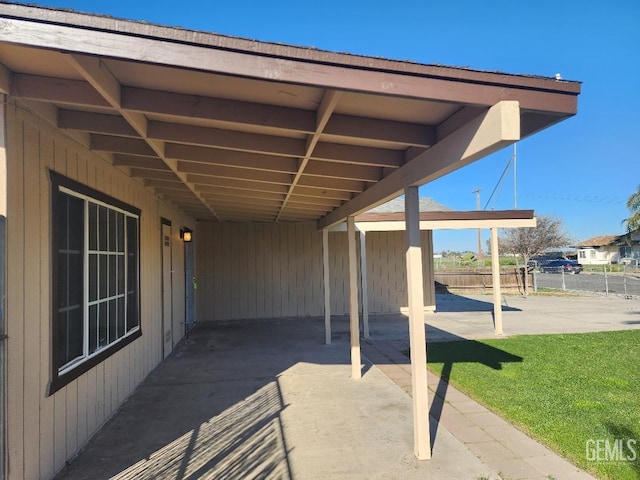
[180,228,193,242]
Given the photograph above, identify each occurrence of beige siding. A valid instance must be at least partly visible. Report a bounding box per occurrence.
[196,223,434,321]
[5,100,194,480]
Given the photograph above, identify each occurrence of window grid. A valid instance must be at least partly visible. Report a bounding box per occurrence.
[58,188,139,376]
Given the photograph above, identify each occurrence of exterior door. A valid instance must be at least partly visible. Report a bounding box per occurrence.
[184,240,195,334]
[161,221,173,358]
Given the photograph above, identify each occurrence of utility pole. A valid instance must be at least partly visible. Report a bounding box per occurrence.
[513,143,518,209]
[472,189,483,267]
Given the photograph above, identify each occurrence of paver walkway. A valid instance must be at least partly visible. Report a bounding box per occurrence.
[362,339,597,480]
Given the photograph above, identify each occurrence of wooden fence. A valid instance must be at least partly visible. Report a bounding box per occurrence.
[434,268,533,293]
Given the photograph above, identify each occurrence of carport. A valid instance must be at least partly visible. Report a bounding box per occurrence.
[0,3,580,474]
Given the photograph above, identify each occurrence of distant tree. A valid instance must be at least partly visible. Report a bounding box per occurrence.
[624,185,640,235]
[498,215,572,294]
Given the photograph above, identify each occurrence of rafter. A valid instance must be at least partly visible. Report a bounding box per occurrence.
[58,109,138,137]
[318,101,521,229]
[177,162,293,185]
[90,134,157,157]
[165,143,297,173]
[292,186,353,201]
[275,89,341,221]
[195,187,285,202]
[297,175,365,193]
[0,62,12,94]
[303,161,381,182]
[187,176,289,194]
[148,121,306,156]
[112,154,170,170]
[324,114,435,148]
[66,54,221,220]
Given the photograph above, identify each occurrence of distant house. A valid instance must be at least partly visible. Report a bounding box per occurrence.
[575,233,640,265]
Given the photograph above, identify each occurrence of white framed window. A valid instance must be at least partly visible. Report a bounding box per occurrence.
[50,172,141,394]
[579,251,586,259]
[590,250,596,259]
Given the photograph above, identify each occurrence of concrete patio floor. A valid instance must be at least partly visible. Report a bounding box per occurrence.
[53,293,634,479]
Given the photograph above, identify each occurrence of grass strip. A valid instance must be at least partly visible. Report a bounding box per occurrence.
[425,330,640,479]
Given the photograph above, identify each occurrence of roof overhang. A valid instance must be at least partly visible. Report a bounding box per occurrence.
[329,210,536,232]
[0,3,580,226]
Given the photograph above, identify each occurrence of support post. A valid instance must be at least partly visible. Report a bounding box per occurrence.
[490,227,503,335]
[347,217,361,379]
[423,229,436,313]
[405,187,430,460]
[0,96,7,478]
[359,230,370,339]
[322,229,331,344]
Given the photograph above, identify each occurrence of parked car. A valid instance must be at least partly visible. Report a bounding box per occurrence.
[538,260,583,274]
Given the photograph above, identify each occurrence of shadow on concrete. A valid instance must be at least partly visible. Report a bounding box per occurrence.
[425,326,523,449]
[56,311,518,478]
[56,319,333,480]
[434,290,521,313]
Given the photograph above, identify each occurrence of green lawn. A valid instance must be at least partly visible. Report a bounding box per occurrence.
[426,330,640,480]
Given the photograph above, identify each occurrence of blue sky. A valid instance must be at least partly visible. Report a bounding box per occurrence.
[31,0,640,252]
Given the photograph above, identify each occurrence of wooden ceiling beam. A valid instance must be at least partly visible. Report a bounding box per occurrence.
[187,175,289,194]
[287,195,341,207]
[318,101,521,229]
[196,187,284,202]
[67,54,220,220]
[58,109,138,137]
[177,161,293,185]
[129,169,180,181]
[165,143,298,173]
[292,186,353,201]
[304,161,381,182]
[12,73,110,107]
[324,114,436,148]
[212,204,278,217]
[0,62,11,94]
[148,121,306,156]
[213,210,276,218]
[90,134,157,157]
[281,203,331,214]
[200,194,282,208]
[279,211,321,220]
[112,154,170,170]
[276,89,341,221]
[123,86,316,134]
[312,142,403,168]
[153,188,200,198]
[297,176,365,193]
[144,179,190,190]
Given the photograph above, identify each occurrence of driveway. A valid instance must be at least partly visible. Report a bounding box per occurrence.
[425,292,640,340]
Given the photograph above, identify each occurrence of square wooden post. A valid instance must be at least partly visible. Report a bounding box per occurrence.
[322,228,331,344]
[423,229,436,313]
[359,230,370,339]
[490,227,503,335]
[347,217,361,379]
[405,187,431,459]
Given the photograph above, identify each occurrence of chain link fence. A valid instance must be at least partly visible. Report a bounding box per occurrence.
[533,266,640,297]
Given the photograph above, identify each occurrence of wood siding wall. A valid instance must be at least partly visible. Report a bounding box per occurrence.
[196,222,434,321]
[4,100,194,480]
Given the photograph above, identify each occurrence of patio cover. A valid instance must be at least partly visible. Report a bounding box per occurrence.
[329,206,537,338]
[0,3,580,226]
[0,2,580,463]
